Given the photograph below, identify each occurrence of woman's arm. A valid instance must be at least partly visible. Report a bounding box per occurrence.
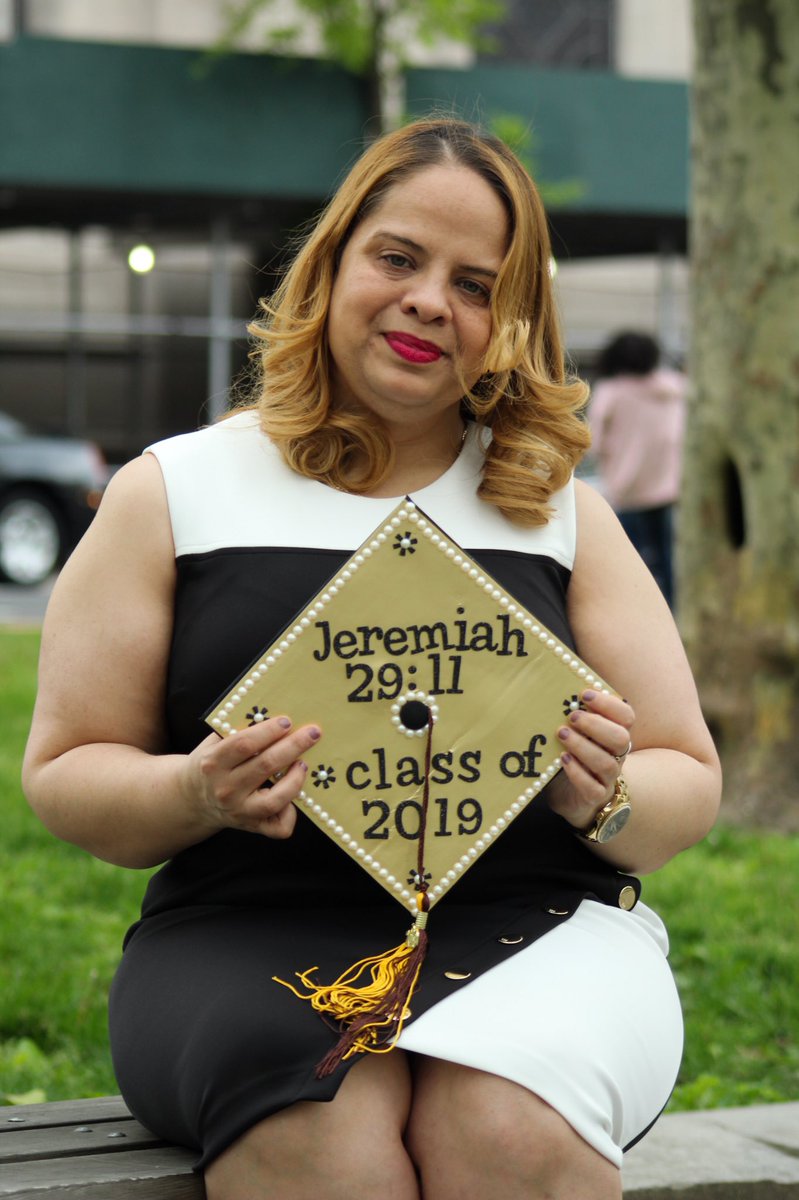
[545,479,721,874]
[22,453,321,869]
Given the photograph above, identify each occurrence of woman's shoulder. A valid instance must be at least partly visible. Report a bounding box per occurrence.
[572,477,668,603]
[97,453,171,527]
[143,411,294,556]
[573,474,608,510]
[145,409,267,470]
[573,476,619,541]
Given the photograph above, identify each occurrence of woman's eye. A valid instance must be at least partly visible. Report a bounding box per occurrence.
[383,253,412,269]
[459,278,491,301]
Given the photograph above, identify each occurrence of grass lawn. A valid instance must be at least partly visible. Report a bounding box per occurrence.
[1,627,797,1110]
[0,628,152,1103]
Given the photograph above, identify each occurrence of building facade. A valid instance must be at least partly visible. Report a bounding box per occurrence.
[0,0,691,461]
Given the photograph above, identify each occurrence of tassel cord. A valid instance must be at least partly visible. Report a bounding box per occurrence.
[274,707,435,1077]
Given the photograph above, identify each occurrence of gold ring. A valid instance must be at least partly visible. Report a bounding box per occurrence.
[614,739,633,763]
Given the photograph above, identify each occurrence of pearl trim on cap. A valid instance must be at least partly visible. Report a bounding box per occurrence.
[207,501,610,911]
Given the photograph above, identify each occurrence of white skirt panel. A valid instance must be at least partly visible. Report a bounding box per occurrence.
[397,898,683,1167]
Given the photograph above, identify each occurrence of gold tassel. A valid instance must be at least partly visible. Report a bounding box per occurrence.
[274,893,429,1078]
[276,705,436,1078]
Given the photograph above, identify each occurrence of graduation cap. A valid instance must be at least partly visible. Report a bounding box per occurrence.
[206,497,614,1074]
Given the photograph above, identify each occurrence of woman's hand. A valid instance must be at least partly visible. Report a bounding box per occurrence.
[547,689,634,833]
[183,716,322,840]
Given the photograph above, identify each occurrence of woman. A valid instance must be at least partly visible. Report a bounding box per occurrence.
[589,331,687,607]
[23,117,720,1200]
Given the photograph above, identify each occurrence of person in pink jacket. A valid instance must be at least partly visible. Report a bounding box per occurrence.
[588,332,686,607]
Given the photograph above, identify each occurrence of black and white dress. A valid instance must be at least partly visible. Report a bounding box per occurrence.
[108,411,683,1171]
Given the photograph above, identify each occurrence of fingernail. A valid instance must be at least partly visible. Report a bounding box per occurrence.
[299,760,308,773]
[308,726,321,741]
[561,752,572,764]
[277,717,291,729]
[582,690,597,702]
[557,727,570,741]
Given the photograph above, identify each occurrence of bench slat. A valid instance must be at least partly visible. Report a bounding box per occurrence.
[0,1097,131,1133]
[0,1147,203,1200]
[0,1118,163,1164]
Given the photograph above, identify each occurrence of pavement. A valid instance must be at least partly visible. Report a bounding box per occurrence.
[623,1102,799,1197]
[0,578,54,626]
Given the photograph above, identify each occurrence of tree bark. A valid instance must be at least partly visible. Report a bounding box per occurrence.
[680,0,799,826]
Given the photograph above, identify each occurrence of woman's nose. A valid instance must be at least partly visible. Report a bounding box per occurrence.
[399,273,452,322]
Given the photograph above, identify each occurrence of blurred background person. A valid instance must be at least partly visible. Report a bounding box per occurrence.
[588,331,686,608]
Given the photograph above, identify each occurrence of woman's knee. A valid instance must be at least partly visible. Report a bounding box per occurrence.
[409,1069,561,1170]
[406,1061,618,1197]
[206,1116,413,1200]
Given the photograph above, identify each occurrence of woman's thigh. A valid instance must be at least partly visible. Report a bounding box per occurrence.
[204,1051,419,1200]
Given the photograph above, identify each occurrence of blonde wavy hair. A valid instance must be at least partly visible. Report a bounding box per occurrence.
[238,115,590,526]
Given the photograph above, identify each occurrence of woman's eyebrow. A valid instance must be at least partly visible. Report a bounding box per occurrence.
[367,229,498,280]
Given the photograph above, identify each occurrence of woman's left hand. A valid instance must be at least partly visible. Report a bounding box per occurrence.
[547,689,635,833]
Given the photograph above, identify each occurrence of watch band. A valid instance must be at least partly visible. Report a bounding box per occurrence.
[579,775,632,844]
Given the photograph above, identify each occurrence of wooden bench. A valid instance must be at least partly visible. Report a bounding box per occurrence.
[0,1096,204,1199]
[3,1094,798,1197]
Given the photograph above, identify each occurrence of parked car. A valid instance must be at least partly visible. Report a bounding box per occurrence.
[0,411,108,587]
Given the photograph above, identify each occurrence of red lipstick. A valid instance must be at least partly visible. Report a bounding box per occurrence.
[384,332,443,364]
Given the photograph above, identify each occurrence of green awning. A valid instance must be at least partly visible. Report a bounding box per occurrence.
[0,35,688,219]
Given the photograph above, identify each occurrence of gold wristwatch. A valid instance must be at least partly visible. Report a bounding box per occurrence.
[579,776,632,844]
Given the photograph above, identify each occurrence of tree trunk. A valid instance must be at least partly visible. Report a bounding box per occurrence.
[365,0,406,136]
[679,0,799,827]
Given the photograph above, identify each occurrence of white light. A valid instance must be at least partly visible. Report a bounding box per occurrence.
[548,256,558,279]
[128,244,155,273]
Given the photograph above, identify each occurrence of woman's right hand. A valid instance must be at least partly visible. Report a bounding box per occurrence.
[184,717,322,840]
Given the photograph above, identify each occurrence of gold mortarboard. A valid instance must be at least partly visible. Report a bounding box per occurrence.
[206,498,614,1073]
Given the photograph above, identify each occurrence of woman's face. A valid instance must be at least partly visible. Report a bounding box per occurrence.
[326,164,510,432]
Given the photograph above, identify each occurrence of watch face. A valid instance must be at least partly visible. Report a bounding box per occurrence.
[597,803,632,844]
